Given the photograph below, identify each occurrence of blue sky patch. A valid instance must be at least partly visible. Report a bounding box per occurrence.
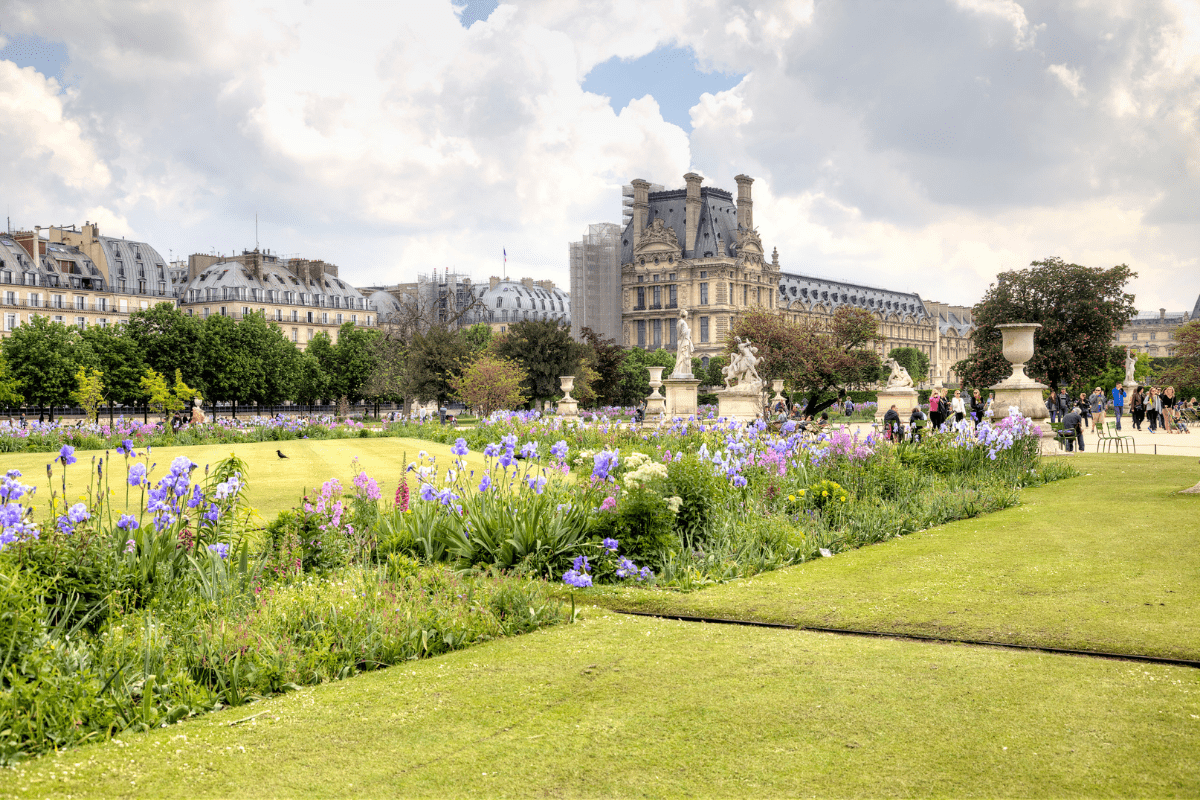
[0,32,68,83]
[456,0,500,28]
[583,46,744,130]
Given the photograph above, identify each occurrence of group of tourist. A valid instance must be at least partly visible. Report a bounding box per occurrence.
[1046,385,1195,437]
[927,388,994,430]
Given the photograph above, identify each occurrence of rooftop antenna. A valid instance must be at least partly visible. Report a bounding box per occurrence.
[255,213,259,251]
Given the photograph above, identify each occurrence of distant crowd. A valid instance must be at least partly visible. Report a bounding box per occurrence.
[1049,385,1196,451]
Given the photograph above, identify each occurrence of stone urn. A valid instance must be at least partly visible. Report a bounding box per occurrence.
[997,323,1039,384]
[647,367,665,399]
[558,376,578,420]
[770,379,786,407]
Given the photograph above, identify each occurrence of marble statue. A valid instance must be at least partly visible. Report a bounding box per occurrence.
[883,357,914,389]
[721,337,763,392]
[190,397,207,425]
[673,309,694,378]
[1124,347,1137,386]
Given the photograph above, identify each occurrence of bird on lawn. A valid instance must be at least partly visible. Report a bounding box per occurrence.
[277,450,288,459]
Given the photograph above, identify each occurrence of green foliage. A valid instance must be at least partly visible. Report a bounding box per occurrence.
[2,316,95,409]
[451,355,528,415]
[616,347,675,405]
[493,319,587,403]
[887,347,929,384]
[140,368,183,417]
[666,454,723,540]
[957,258,1138,392]
[578,327,626,406]
[586,486,676,567]
[405,326,469,404]
[0,354,22,406]
[70,368,105,420]
[80,324,144,406]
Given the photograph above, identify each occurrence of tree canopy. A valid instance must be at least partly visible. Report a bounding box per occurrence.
[955,258,1137,392]
[492,320,587,404]
[2,316,96,410]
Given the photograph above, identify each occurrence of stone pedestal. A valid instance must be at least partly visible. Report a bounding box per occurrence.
[875,388,919,421]
[646,366,667,416]
[663,378,701,419]
[715,386,764,422]
[558,376,578,421]
[988,323,1057,453]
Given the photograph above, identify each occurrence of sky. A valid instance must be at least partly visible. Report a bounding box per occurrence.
[1,0,1198,312]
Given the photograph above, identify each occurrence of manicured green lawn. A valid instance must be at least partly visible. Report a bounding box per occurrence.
[4,609,1197,799]
[1,438,490,523]
[589,454,1200,660]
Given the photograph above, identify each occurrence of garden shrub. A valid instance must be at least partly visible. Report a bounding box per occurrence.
[587,485,676,566]
[666,453,723,541]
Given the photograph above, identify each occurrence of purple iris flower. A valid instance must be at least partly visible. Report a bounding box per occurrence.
[117,514,139,531]
[451,438,469,456]
[602,538,619,552]
[58,445,77,466]
[128,463,147,487]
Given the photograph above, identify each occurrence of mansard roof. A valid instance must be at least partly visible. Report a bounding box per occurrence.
[0,235,107,291]
[619,186,740,263]
[776,272,930,320]
[180,260,369,308]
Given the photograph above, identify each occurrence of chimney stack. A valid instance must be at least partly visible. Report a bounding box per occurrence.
[1160,308,1167,320]
[735,174,754,230]
[684,172,703,256]
[631,179,650,240]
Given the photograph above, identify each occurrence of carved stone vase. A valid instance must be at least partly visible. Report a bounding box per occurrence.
[558,375,578,420]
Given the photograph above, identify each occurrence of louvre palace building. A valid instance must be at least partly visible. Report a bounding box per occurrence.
[619,173,974,385]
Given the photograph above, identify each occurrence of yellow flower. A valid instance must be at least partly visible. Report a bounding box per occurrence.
[799,489,806,495]
[840,496,847,503]
[787,495,796,502]
[822,490,828,497]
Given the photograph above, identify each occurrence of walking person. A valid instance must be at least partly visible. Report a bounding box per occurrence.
[1046,390,1059,424]
[1089,387,1107,437]
[1131,387,1145,431]
[951,390,966,425]
[928,391,942,429]
[1077,392,1092,430]
[1162,386,1178,435]
[1148,387,1162,433]
[1111,383,1126,431]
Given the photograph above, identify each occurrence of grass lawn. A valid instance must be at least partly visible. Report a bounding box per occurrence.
[588,454,1200,660]
[4,608,1197,799]
[1,438,491,524]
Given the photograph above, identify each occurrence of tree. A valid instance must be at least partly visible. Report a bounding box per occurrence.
[305,333,338,402]
[71,368,106,421]
[1162,320,1200,391]
[173,369,200,408]
[140,368,184,418]
[198,314,255,411]
[492,320,588,404]
[729,311,880,416]
[704,355,728,388]
[955,258,1137,393]
[238,312,300,406]
[295,350,331,405]
[126,303,203,390]
[333,323,381,403]
[460,323,493,356]
[2,316,95,415]
[0,354,24,407]
[578,327,626,406]
[405,327,469,405]
[451,355,529,415]
[81,324,145,407]
[887,347,929,384]
[615,348,675,405]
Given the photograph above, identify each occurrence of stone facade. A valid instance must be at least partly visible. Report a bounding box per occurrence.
[1113,301,1199,357]
[617,173,975,385]
[176,250,377,349]
[0,226,173,338]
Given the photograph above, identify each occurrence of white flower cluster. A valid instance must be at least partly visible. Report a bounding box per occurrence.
[622,461,667,489]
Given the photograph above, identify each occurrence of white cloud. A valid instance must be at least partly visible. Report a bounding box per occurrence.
[0,0,1197,316]
[1047,63,1084,97]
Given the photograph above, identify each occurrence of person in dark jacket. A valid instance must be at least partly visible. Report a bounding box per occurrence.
[883,404,901,440]
[1061,407,1084,451]
[1047,390,1060,424]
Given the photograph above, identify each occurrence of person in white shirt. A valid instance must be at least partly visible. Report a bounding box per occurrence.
[951,390,966,424]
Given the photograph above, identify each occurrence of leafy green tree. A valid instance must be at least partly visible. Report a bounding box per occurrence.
[405,327,469,404]
[1162,320,1200,392]
[493,320,587,404]
[578,327,626,406]
[616,348,675,405]
[140,368,183,418]
[704,355,728,388]
[729,310,881,416]
[81,324,145,407]
[460,323,493,356]
[887,347,929,384]
[198,314,255,411]
[71,368,106,421]
[955,258,1138,393]
[126,302,203,390]
[451,355,528,415]
[0,353,24,407]
[305,333,338,402]
[333,323,381,403]
[2,316,95,415]
[295,350,331,405]
[237,312,300,406]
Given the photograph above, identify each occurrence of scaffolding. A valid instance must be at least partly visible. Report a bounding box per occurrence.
[569,222,622,342]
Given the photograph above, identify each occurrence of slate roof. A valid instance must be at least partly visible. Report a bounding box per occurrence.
[777,272,930,321]
[619,187,739,263]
